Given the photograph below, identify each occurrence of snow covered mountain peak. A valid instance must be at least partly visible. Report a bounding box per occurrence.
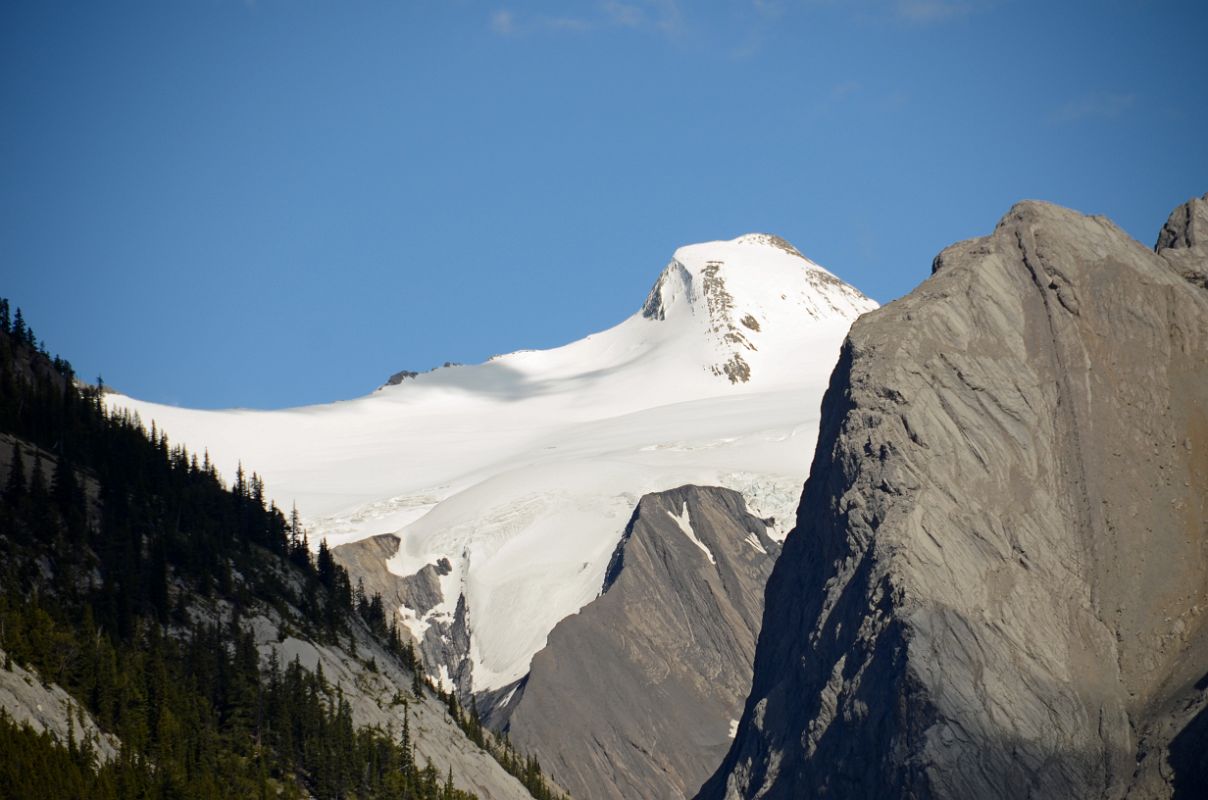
[641,233,875,383]
[732,232,808,256]
[105,233,876,694]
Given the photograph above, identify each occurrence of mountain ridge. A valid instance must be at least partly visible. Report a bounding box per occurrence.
[105,234,875,695]
[698,194,1208,799]
[486,485,780,800]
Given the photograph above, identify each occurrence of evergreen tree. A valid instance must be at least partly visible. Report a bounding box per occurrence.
[27,453,46,502]
[317,537,335,589]
[51,452,80,514]
[412,663,424,698]
[4,450,25,504]
[11,308,25,345]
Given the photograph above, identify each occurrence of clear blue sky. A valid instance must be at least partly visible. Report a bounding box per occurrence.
[3,1,1206,409]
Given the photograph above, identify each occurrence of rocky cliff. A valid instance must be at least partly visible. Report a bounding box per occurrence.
[698,196,1208,799]
[490,485,780,800]
[333,535,475,699]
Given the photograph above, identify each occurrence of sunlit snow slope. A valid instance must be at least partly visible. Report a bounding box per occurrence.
[108,234,876,692]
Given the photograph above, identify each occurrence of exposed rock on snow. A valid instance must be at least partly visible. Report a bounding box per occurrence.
[332,534,450,618]
[490,486,779,800]
[698,197,1208,799]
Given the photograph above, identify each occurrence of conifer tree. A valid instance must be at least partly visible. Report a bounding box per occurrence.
[11,308,26,345]
[317,538,335,589]
[27,453,46,501]
[4,451,25,504]
[51,453,79,513]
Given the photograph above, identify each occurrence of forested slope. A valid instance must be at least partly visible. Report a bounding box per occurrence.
[0,298,561,800]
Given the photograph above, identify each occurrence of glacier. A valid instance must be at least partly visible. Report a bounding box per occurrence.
[107,233,875,692]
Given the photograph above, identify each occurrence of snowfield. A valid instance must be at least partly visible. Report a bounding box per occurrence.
[108,233,876,691]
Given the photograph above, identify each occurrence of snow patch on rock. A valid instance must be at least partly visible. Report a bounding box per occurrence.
[668,501,716,564]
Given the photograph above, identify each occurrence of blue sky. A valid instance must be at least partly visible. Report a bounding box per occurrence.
[3,0,1206,409]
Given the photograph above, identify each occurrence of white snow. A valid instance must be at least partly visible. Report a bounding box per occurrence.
[728,718,740,738]
[106,233,875,691]
[668,502,715,564]
[744,532,768,555]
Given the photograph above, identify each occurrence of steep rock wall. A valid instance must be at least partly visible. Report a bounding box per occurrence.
[699,197,1208,799]
[496,485,780,800]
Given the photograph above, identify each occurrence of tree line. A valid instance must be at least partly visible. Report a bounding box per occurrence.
[0,300,480,799]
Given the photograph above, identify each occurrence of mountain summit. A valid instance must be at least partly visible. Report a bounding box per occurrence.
[641,234,873,384]
[107,235,875,695]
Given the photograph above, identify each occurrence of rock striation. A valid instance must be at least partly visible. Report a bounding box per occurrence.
[698,197,1208,799]
[489,485,780,800]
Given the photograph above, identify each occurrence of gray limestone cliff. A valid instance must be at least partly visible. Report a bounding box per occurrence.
[697,197,1208,799]
[490,485,780,800]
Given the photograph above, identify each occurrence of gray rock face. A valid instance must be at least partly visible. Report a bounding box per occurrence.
[332,534,454,618]
[0,648,121,764]
[1156,193,1208,289]
[698,198,1208,800]
[491,485,780,800]
[386,370,420,386]
[1157,193,1208,251]
[333,533,407,604]
[333,536,475,699]
[422,593,473,700]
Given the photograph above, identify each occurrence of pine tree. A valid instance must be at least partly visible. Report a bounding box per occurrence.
[4,451,25,504]
[250,472,264,509]
[28,453,46,502]
[11,308,26,345]
[317,538,335,589]
[51,453,79,514]
[412,664,424,698]
[400,711,414,773]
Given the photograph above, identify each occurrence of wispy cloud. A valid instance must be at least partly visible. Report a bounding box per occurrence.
[750,0,786,17]
[489,1,683,38]
[1052,91,1136,124]
[490,9,516,35]
[831,80,862,100]
[806,79,909,121]
[602,1,645,28]
[803,0,989,25]
[541,15,594,32]
[893,0,975,22]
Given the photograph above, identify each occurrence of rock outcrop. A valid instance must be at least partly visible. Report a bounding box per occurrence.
[489,485,780,800]
[0,648,121,764]
[1156,192,1208,289]
[698,197,1208,799]
[332,536,474,699]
